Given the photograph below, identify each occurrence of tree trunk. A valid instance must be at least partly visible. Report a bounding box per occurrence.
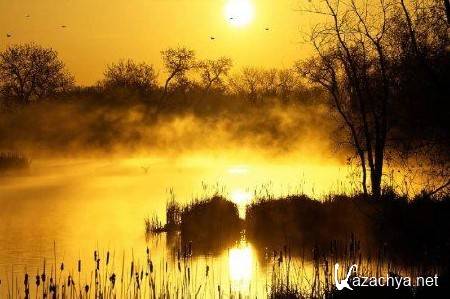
[358,151,368,196]
[371,144,384,198]
[163,78,170,96]
[163,73,176,97]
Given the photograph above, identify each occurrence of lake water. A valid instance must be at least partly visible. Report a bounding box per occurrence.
[0,155,350,296]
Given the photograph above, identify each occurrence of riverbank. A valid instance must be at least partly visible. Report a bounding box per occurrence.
[150,192,450,266]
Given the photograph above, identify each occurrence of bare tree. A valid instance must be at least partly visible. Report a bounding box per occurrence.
[299,0,449,197]
[197,57,233,92]
[229,67,263,101]
[161,47,196,96]
[102,59,157,94]
[259,68,278,97]
[297,0,397,197]
[277,69,298,100]
[0,43,73,104]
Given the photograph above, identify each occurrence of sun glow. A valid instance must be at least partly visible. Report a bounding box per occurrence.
[231,189,252,218]
[225,0,255,27]
[229,243,253,293]
[231,189,252,205]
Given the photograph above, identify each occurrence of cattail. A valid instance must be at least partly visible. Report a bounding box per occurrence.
[206,265,209,277]
[41,272,46,283]
[60,263,64,271]
[36,275,40,287]
[84,284,89,293]
[24,273,30,299]
[135,272,140,289]
[96,259,100,270]
[77,260,81,273]
[130,261,134,279]
[149,261,153,273]
[106,251,110,265]
[109,273,116,288]
[94,251,97,261]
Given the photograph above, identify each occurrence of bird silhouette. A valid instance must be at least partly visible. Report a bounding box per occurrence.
[141,165,150,174]
[6,33,12,38]
[210,36,216,40]
[25,14,30,18]
[61,25,67,28]
[265,27,270,31]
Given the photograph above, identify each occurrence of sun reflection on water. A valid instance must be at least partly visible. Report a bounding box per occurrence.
[229,242,254,295]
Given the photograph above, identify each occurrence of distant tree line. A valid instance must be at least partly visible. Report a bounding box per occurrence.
[0,44,312,106]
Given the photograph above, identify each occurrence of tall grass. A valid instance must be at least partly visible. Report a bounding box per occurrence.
[1,238,447,299]
[246,192,450,265]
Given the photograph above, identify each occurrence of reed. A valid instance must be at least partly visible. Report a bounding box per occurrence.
[0,238,448,298]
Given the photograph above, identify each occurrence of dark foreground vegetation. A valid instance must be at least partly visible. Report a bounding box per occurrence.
[146,196,242,254]
[152,192,450,266]
[0,151,30,173]
[145,192,450,298]
[247,192,450,265]
[271,272,450,299]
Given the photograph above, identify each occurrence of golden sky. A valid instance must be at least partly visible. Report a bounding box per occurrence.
[0,0,313,85]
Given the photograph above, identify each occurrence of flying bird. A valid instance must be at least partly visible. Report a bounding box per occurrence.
[141,165,150,174]
[265,27,270,31]
[6,33,12,38]
[61,25,67,28]
[210,36,216,40]
[25,14,30,18]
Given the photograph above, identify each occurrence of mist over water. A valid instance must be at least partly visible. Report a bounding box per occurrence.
[0,149,349,297]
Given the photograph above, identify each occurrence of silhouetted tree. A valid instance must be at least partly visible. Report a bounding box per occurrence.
[161,47,196,96]
[277,69,298,100]
[102,59,157,94]
[299,0,449,197]
[390,0,450,194]
[0,43,73,104]
[197,57,233,92]
[230,67,301,101]
[259,68,278,97]
[298,0,397,197]
[229,67,262,100]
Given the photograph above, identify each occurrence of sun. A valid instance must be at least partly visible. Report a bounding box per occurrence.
[225,0,255,27]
